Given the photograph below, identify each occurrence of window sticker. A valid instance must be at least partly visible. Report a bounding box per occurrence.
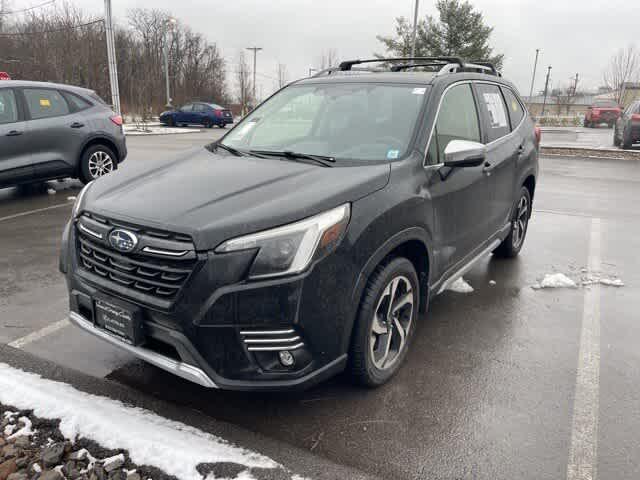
[387,149,400,159]
[412,88,427,95]
[482,92,508,128]
[40,98,51,108]
[511,100,519,112]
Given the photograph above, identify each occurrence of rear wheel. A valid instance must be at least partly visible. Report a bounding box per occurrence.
[493,187,531,258]
[622,127,633,149]
[349,257,419,387]
[79,145,117,184]
[218,123,226,129]
[166,116,175,127]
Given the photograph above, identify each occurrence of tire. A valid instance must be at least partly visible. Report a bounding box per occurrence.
[203,119,213,129]
[218,123,226,129]
[167,116,175,127]
[493,186,532,258]
[79,144,117,184]
[349,257,419,387]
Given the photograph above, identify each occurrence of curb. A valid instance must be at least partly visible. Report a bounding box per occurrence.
[540,146,640,161]
[0,344,378,480]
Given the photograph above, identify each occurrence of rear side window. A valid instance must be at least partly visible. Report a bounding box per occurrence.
[23,88,69,120]
[193,104,206,112]
[0,89,18,124]
[430,83,481,163]
[475,84,510,142]
[501,87,525,128]
[63,91,92,111]
[180,104,194,112]
[89,92,108,105]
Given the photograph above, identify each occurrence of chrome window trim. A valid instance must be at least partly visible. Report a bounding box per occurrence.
[422,80,527,168]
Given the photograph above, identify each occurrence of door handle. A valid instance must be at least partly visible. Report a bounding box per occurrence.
[483,161,494,175]
[70,122,85,128]
[517,144,525,154]
[5,130,23,136]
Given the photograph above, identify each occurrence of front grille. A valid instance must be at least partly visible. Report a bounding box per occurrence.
[75,214,197,301]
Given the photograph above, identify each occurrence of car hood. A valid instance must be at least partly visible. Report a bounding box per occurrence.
[83,147,390,250]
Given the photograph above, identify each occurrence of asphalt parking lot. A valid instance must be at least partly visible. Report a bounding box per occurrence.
[541,125,619,149]
[2,131,640,479]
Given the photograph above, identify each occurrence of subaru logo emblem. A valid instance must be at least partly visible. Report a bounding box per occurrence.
[108,229,138,253]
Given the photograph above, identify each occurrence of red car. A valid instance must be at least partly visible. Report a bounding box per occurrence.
[584,100,621,128]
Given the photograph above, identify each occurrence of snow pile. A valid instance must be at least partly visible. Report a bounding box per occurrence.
[8,415,34,439]
[447,277,474,293]
[0,363,278,480]
[533,270,625,290]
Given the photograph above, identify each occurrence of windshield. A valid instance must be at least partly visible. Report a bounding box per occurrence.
[220,83,429,162]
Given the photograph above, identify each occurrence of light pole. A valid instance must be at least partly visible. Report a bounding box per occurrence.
[163,17,177,109]
[246,47,262,105]
[104,0,121,115]
[528,48,540,100]
[411,0,420,57]
[541,66,552,116]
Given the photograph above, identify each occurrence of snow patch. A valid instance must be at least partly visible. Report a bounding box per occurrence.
[47,188,56,195]
[0,363,278,480]
[8,416,34,439]
[533,273,577,289]
[599,277,624,287]
[489,280,496,286]
[446,277,474,293]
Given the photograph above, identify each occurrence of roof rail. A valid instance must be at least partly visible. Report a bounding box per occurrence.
[468,60,499,75]
[338,57,464,71]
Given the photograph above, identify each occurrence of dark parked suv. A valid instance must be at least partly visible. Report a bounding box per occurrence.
[614,100,640,149]
[60,57,539,391]
[0,80,126,188]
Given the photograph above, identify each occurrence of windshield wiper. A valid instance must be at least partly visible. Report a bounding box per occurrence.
[250,150,336,167]
[215,143,268,159]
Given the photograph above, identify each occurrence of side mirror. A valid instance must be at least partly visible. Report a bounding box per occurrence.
[443,140,486,168]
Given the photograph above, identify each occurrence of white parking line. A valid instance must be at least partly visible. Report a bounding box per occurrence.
[567,218,601,480]
[8,318,70,349]
[0,202,72,223]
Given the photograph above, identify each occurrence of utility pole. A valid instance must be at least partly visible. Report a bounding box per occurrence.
[0,0,6,34]
[104,0,121,115]
[541,66,552,117]
[246,47,262,106]
[528,48,540,100]
[411,0,420,57]
[163,18,176,109]
[572,73,579,96]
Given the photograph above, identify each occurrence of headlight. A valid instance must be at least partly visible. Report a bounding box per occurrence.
[72,181,93,219]
[216,204,351,279]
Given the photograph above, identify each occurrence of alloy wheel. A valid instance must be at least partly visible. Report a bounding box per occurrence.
[369,275,414,370]
[512,194,529,249]
[88,151,115,179]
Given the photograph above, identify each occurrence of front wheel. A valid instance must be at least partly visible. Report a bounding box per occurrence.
[493,187,531,258]
[349,257,419,387]
[622,128,633,149]
[79,145,117,184]
[218,123,226,129]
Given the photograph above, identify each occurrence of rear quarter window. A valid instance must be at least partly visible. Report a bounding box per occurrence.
[62,91,92,112]
[475,83,510,143]
[501,87,525,128]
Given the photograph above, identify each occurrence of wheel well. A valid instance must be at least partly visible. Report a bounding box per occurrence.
[383,239,430,313]
[523,175,536,202]
[80,138,120,166]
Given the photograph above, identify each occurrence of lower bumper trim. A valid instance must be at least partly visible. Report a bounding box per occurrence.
[68,311,218,389]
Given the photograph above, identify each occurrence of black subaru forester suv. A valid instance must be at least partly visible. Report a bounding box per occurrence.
[60,57,539,391]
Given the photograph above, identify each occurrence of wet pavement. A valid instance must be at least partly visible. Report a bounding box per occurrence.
[541,126,624,150]
[1,131,640,479]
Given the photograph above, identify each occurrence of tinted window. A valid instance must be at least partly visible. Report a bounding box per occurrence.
[193,104,206,112]
[63,91,92,111]
[432,83,481,162]
[89,92,107,105]
[180,104,193,112]
[501,87,525,128]
[476,84,510,142]
[207,103,223,110]
[24,89,70,120]
[0,89,18,125]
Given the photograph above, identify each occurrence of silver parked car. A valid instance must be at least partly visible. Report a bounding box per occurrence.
[0,80,127,188]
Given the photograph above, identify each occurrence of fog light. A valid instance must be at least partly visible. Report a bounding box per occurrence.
[278,350,295,367]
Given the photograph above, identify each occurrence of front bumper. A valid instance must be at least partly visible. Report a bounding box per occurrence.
[61,216,357,391]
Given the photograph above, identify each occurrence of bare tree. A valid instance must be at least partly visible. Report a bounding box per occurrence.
[276,63,288,89]
[603,46,640,105]
[318,49,339,70]
[236,50,253,115]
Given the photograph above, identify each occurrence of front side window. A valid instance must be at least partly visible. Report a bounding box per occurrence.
[432,83,481,162]
[221,83,429,162]
[476,83,510,142]
[180,104,193,112]
[0,89,18,125]
[23,88,70,120]
[501,87,525,128]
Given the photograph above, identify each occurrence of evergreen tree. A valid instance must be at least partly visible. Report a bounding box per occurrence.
[377,0,503,69]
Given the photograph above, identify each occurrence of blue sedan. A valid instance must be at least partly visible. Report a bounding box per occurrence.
[160,102,234,128]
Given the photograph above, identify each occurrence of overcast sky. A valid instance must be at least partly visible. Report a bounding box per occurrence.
[72,0,638,100]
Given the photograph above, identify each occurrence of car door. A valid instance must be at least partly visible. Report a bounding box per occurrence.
[423,82,492,272]
[21,88,89,178]
[0,87,34,187]
[192,103,207,124]
[176,104,193,124]
[473,83,518,235]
